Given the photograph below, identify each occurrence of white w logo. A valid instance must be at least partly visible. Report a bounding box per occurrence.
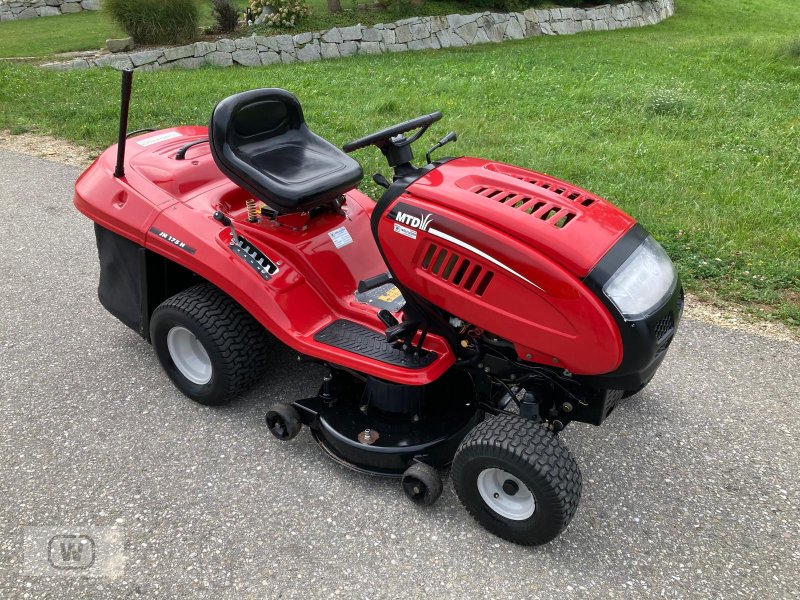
[47,534,95,570]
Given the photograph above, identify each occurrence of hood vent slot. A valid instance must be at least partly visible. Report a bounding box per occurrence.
[472,185,577,229]
[529,177,596,207]
[478,165,599,207]
[420,242,494,296]
[510,173,598,204]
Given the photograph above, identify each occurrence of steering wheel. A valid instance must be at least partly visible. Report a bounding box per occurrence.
[342,111,443,153]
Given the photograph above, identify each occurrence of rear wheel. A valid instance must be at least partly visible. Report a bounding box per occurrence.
[150,283,270,405]
[452,414,581,545]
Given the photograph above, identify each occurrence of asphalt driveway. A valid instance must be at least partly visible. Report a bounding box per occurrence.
[0,148,797,598]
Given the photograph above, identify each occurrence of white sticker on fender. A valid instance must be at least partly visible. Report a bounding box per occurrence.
[328,226,353,249]
[393,222,417,240]
[136,131,183,146]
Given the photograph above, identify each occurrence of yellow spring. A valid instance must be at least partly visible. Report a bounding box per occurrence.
[246,198,258,222]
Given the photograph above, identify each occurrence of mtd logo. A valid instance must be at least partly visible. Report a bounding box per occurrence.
[394,211,433,232]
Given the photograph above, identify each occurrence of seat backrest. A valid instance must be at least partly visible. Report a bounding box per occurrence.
[209,88,363,214]
[213,88,304,147]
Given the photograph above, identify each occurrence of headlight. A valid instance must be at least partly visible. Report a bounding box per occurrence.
[603,236,677,319]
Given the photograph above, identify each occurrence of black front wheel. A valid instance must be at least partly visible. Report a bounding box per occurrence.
[452,414,581,545]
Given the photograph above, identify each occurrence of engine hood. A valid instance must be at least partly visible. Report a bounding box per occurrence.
[407,157,636,278]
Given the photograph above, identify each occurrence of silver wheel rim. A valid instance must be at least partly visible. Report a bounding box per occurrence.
[477,467,535,520]
[166,326,212,385]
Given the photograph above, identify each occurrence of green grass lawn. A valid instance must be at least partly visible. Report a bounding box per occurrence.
[0,0,798,327]
[0,11,123,58]
[0,0,251,58]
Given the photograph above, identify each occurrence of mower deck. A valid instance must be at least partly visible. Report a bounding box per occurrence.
[293,369,481,476]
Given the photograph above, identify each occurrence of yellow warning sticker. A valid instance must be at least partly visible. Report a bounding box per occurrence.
[378,286,402,302]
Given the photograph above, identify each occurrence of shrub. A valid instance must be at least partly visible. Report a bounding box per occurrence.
[104,0,199,45]
[249,0,310,28]
[211,0,240,33]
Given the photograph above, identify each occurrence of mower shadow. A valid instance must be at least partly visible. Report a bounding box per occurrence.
[123,327,737,559]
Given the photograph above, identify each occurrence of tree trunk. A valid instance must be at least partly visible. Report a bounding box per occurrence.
[328,0,342,12]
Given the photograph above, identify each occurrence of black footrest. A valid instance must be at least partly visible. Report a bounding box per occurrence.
[314,320,436,369]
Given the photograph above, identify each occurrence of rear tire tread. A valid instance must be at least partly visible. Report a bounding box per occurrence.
[152,283,270,403]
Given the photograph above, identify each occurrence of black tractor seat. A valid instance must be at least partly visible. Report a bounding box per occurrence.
[209,88,363,214]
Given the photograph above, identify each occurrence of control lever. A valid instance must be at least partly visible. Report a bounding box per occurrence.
[213,211,231,226]
[385,320,420,344]
[425,131,458,164]
[377,309,399,328]
[213,210,239,245]
[372,173,391,189]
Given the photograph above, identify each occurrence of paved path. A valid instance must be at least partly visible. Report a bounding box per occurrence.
[0,149,797,598]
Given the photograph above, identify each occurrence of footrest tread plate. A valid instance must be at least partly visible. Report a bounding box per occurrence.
[314,319,436,369]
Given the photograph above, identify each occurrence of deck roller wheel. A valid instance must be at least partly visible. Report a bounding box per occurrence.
[266,403,302,440]
[401,462,443,506]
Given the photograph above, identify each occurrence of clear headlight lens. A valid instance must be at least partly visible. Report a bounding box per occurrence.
[603,236,677,319]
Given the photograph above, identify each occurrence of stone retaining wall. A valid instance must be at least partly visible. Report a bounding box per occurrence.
[1,0,99,20]
[41,0,674,71]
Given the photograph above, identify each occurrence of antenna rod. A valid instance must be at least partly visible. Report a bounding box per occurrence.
[114,68,133,178]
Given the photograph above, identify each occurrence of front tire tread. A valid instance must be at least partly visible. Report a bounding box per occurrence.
[452,415,581,545]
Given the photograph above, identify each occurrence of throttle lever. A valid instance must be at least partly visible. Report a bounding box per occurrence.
[426,131,458,164]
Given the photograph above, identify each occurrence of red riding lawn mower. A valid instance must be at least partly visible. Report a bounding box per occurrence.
[75,71,683,545]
